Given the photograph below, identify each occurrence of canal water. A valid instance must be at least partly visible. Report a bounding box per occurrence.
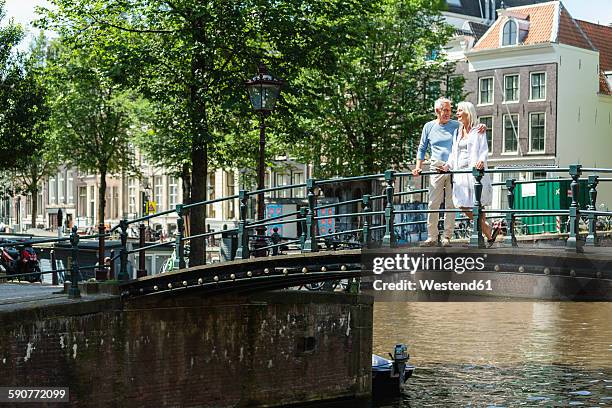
[371,302,611,407]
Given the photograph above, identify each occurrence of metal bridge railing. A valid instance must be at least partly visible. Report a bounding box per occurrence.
[2,164,611,298]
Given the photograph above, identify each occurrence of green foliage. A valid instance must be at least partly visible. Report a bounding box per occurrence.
[284,0,464,177]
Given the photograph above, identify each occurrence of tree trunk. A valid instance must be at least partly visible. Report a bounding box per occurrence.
[98,169,107,226]
[181,162,192,236]
[190,140,207,266]
[31,185,38,229]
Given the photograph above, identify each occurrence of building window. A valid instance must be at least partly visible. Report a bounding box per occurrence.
[168,176,178,208]
[224,172,235,219]
[529,112,545,153]
[78,187,87,217]
[49,176,56,204]
[503,114,519,153]
[530,72,546,100]
[504,74,519,102]
[276,173,290,198]
[479,77,493,105]
[58,172,65,204]
[67,171,74,204]
[479,116,493,152]
[89,185,96,221]
[128,179,137,216]
[154,176,163,212]
[502,20,517,46]
[292,172,304,198]
[207,173,215,218]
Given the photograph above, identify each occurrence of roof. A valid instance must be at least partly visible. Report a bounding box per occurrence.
[473,1,594,51]
[443,0,551,19]
[576,20,612,95]
[468,21,490,40]
[577,20,612,71]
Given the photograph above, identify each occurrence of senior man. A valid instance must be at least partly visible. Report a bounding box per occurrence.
[412,97,484,247]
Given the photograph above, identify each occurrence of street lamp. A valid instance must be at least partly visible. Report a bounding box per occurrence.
[246,64,283,256]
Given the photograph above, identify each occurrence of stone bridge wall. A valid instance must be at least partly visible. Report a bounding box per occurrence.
[0,291,373,407]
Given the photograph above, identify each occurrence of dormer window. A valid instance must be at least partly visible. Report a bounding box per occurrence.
[502,20,518,46]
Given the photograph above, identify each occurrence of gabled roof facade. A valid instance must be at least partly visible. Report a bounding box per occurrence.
[470,1,611,95]
[472,1,595,51]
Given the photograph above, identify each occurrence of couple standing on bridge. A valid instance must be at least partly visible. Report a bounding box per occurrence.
[411,97,501,248]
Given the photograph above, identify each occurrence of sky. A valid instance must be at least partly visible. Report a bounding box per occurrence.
[2,0,612,48]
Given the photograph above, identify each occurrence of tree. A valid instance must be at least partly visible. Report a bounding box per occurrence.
[0,1,27,170]
[39,0,374,265]
[46,42,146,226]
[284,0,464,179]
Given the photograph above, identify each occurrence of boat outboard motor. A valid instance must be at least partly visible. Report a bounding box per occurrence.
[389,344,409,384]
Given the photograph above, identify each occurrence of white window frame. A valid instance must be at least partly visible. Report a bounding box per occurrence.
[478,115,494,155]
[154,175,163,212]
[500,19,518,47]
[503,74,520,103]
[502,114,519,154]
[128,178,137,216]
[67,171,74,204]
[528,112,546,153]
[529,72,547,101]
[168,176,178,208]
[478,77,494,106]
[58,172,65,204]
[49,176,56,205]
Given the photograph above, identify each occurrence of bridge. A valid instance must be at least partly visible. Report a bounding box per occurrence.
[1,163,611,299]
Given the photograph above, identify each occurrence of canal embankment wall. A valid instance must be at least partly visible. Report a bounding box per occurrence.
[0,290,373,407]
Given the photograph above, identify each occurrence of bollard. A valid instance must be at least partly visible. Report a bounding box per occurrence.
[303,179,318,252]
[68,226,80,299]
[176,204,186,268]
[504,178,518,247]
[51,249,58,286]
[109,249,115,280]
[362,194,372,249]
[96,223,106,281]
[235,190,250,259]
[586,175,599,246]
[382,170,396,247]
[566,165,583,251]
[118,219,129,281]
[137,223,147,278]
[469,167,485,248]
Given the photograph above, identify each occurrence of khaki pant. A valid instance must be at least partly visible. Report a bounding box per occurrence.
[427,173,455,240]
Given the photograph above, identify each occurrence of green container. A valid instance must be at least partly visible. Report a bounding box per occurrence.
[513,179,589,234]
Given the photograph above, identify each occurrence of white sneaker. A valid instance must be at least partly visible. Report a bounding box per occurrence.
[441,237,451,247]
[420,239,438,247]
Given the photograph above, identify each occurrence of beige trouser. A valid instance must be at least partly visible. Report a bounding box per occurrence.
[427,173,455,240]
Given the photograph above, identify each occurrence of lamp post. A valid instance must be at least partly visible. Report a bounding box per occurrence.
[246,64,283,256]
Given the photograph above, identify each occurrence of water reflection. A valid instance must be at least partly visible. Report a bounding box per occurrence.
[370,302,612,407]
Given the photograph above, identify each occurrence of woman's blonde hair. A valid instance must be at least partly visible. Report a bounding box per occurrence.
[457,101,478,129]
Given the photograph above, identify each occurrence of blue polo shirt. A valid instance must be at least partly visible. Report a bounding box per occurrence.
[416,119,460,162]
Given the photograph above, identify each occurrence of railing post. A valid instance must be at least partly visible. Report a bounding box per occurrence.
[68,226,80,299]
[118,219,129,281]
[382,170,396,247]
[235,190,250,259]
[303,179,318,252]
[51,249,58,286]
[504,178,518,247]
[586,174,599,247]
[469,168,485,248]
[299,206,307,250]
[175,204,186,268]
[362,194,371,249]
[137,223,147,278]
[566,164,583,251]
[96,223,106,281]
[109,249,115,280]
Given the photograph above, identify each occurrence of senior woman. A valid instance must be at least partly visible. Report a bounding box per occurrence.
[441,101,501,246]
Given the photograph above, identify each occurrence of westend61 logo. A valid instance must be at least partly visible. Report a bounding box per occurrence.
[372,253,486,275]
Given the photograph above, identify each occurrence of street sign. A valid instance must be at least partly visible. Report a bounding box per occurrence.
[147,201,157,214]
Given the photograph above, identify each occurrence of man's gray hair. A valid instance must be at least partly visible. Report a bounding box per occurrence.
[434,97,452,111]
